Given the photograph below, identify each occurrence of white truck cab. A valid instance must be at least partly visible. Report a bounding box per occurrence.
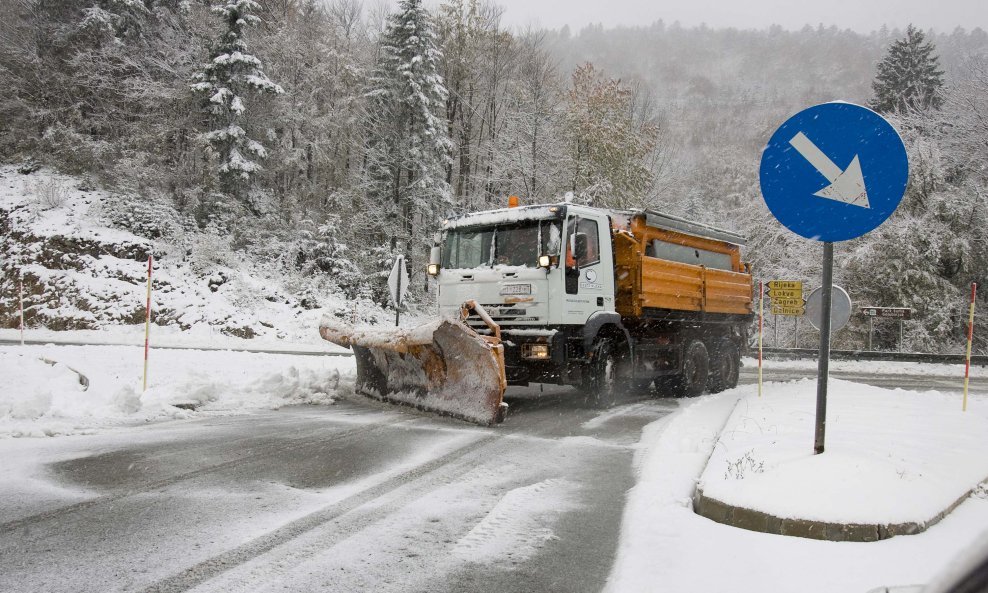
[434,203,616,327]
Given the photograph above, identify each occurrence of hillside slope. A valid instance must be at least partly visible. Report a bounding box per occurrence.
[0,166,392,346]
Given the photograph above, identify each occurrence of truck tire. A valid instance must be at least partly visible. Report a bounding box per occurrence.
[708,340,740,393]
[669,339,709,398]
[583,338,628,408]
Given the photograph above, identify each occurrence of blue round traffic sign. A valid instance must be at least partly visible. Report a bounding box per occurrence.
[759,102,908,242]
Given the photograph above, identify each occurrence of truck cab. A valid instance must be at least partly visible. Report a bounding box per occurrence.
[435,204,615,326]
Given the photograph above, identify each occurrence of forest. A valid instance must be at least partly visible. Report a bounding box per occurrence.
[0,0,985,352]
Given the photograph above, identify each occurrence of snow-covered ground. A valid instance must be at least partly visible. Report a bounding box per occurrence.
[700,380,988,524]
[607,381,988,593]
[0,344,354,438]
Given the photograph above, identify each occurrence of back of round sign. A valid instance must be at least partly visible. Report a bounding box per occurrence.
[805,285,852,331]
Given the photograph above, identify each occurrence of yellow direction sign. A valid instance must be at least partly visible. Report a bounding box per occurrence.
[771,305,805,316]
[771,298,804,307]
[768,288,803,300]
[767,280,803,291]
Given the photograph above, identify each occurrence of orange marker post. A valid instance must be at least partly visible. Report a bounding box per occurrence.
[143,255,153,393]
[963,282,977,411]
[758,280,764,397]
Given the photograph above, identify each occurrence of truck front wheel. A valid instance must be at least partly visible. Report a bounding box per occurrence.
[708,340,740,393]
[583,338,629,408]
[670,339,709,398]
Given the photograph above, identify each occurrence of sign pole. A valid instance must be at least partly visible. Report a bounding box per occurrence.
[814,242,834,454]
[898,319,904,352]
[758,280,764,398]
[794,316,798,349]
[868,317,873,351]
[143,255,153,393]
[395,256,402,327]
[963,282,977,412]
[774,314,779,347]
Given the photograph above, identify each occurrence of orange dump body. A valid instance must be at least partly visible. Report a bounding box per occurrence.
[612,214,753,319]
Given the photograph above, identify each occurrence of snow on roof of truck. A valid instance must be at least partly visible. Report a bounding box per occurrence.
[442,204,563,229]
[443,203,746,246]
[626,209,747,246]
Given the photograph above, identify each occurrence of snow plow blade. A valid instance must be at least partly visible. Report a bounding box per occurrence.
[319,301,508,426]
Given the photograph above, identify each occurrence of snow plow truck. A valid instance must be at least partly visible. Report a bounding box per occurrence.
[320,201,754,426]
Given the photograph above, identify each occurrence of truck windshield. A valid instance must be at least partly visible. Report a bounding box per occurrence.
[442,220,562,269]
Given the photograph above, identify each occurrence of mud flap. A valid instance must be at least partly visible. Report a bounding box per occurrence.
[320,305,508,426]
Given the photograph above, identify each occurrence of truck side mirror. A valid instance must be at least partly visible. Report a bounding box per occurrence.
[574,233,588,262]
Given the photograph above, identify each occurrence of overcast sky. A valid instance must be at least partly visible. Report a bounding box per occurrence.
[478,0,987,34]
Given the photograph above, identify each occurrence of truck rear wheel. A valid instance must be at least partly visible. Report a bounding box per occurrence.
[708,340,740,393]
[670,339,709,398]
[583,338,629,408]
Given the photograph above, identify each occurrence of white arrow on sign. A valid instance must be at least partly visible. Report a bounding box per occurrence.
[789,132,870,209]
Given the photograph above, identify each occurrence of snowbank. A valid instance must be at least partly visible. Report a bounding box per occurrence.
[0,345,354,437]
[606,381,988,593]
[699,379,988,524]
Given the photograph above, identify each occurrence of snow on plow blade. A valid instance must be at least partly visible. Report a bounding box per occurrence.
[319,301,508,426]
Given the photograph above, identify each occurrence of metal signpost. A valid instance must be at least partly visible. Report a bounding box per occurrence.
[388,255,409,327]
[759,102,908,455]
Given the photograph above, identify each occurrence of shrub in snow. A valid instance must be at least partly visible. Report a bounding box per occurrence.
[98,194,180,240]
[30,178,69,210]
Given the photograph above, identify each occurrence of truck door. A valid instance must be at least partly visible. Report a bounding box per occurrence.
[563,215,611,322]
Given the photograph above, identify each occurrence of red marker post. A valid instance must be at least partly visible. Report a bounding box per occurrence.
[758,280,764,398]
[143,255,153,392]
[963,282,977,411]
[18,273,25,346]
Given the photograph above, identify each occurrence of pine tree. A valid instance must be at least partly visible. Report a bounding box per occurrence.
[192,0,284,209]
[363,0,452,255]
[870,25,945,114]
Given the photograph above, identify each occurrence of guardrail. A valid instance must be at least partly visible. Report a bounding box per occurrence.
[759,347,987,367]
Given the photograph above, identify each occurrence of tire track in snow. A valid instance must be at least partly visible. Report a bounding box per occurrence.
[0,416,415,534]
[453,478,580,566]
[138,432,502,593]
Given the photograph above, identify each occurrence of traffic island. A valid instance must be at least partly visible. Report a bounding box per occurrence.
[692,378,988,542]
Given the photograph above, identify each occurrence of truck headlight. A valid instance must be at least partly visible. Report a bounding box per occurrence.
[427,264,439,276]
[538,255,551,268]
[522,343,550,360]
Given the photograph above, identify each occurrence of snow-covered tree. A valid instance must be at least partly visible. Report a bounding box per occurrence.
[192,0,284,208]
[870,25,945,114]
[363,0,452,254]
[565,63,657,208]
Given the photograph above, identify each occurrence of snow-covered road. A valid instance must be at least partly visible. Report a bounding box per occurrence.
[0,375,675,593]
